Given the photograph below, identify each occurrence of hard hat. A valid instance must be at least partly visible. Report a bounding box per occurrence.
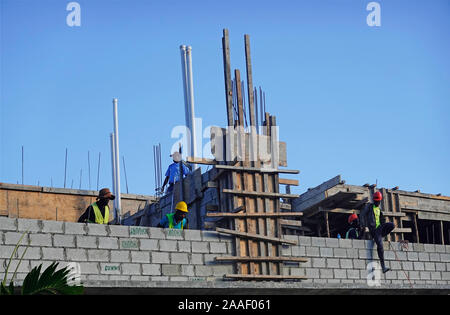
[373,191,383,201]
[348,213,358,224]
[175,201,188,213]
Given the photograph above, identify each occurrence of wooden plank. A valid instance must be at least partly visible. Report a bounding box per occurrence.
[205,204,219,212]
[279,219,302,227]
[207,212,303,218]
[279,178,299,186]
[216,256,308,262]
[222,189,299,199]
[244,34,256,128]
[418,211,450,222]
[214,164,299,174]
[186,157,216,165]
[235,69,245,128]
[383,212,406,217]
[216,227,297,245]
[222,29,234,127]
[392,228,412,233]
[224,274,307,280]
[280,203,292,210]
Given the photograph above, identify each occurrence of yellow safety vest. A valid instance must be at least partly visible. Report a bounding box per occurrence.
[373,205,381,228]
[92,202,109,224]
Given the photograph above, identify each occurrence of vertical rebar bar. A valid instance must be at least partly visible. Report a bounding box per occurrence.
[64,148,68,188]
[21,145,24,185]
[88,151,91,190]
[97,152,101,191]
[123,156,129,194]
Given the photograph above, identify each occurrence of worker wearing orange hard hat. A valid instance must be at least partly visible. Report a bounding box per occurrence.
[360,191,395,273]
[345,213,361,240]
[157,201,189,229]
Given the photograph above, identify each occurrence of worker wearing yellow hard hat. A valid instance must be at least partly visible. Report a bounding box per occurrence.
[157,201,189,229]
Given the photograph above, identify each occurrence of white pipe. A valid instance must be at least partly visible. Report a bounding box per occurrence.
[113,98,121,224]
[180,45,191,136]
[186,46,197,169]
[110,132,116,214]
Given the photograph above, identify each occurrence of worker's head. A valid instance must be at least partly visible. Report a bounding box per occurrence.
[348,213,359,227]
[171,152,182,163]
[174,201,188,219]
[373,191,382,206]
[97,188,115,205]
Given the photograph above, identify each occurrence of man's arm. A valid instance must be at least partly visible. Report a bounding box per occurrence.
[78,206,92,223]
[161,176,169,192]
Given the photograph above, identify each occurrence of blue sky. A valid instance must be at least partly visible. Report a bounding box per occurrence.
[1,0,449,197]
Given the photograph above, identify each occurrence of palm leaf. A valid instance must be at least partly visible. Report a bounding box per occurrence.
[21,262,83,295]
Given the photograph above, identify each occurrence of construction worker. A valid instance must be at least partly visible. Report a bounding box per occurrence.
[160,151,191,194]
[346,213,362,239]
[360,191,395,273]
[78,188,115,224]
[157,201,189,229]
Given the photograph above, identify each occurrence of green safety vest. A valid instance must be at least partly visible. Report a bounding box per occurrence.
[166,213,185,230]
[92,202,109,224]
[373,205,381,228]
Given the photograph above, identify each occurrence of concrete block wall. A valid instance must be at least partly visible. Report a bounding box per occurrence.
[1,217,450,288]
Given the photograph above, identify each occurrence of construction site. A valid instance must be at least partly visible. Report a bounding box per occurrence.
[1,29,449,295]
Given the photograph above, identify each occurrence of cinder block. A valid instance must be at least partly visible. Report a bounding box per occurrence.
[88,275,111,281]
[87,249,110,262]
[407,252,419,261]
[159,240,178,252]
[413,262,425,271]
[177,241,191,253]
[42,220,64,234]
[66,248,88,262]
[190,253,204,265]
[346,249,359,259]
[119,238,140,250]
[151,276,169,281]
[29,234,52,247]
[98,237,119,250]
[281,245,291,256]
[100,263,121,274]
[384,251,395,261]
[162,264,181,276]
[211,265,232,277]
[389,260,402,270]
[42,247,64,260]
[76,236,98,248]
[166,229,184,240]
[131,251,150,263]
[413,243,424,252]
[347,269,361,280]
[292,246,305,257]
[424,244,435,252]
[108,225,130,238]
[298,236,311,246]
[5,232,29,245]
[402,261,413,270]
[5,259,30,273]
[353,259,366,270]
[17,247,41,260]
[0,217,17,231]
[442,272,450,281]
[326,258,340,268]
[152,252,170,264]
[446,245,450,254]
[109,275,130,281]
[170,276,189,281]
[320,247,333,258]
[64,222,86,235]
[121,263,141,275]
[142,264,161,276]
[140,239,159,251]
[352,240,367,249]
[418,252,430,262]
[131,275,150,281]
[409,271,421,280]
[171,253,189,264]
[184,230,202,241]
[312,258,326,268]
[440,254,450,263]
[319,268,334,279]
[110,250,130,263]
[311,237,326,247]
[79,262,99,274]
[210,242,227,254]
[429,253,440,262]
[424,262,435,271]
[435,263,446,271]
[192,241,209,253]
[87,224,108,236]
[334,269,347,279]
[17,219,41,233]
[181,265,195,276]
[129,226,149,238]
[325,238,339,248]
[148,227,165,239]
[338,239,352,248]
[195,265,213,277]
[340,259,353,269]
[435,245,446,253]
[334,248,347,258]
[419,271,431,280]
[305,268,319,279]
[53,235,75,248]
[305,247,320,257]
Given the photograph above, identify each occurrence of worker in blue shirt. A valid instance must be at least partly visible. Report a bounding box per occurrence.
[161,152,191,194]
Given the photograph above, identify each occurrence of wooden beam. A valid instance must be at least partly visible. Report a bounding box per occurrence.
[222,189,299,199]
[279,178,299,186]
[224,274,307,280]
[392,228,412,233]
[244,34,256,128]
[207,212,303,218]
[216,256,308,262]
[235,69,245,127]
[382,212,406,217]
[214,164,299,174]
[280,203,292,210]
[186,157,216,165]
[216,227,297,245]
[280,219,302,227]
[222,29,234,127]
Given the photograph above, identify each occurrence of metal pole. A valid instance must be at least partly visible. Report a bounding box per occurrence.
[113,98,121,224]
[180,45,191,138]
[186,46,197,169]
[110,133,117,214]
